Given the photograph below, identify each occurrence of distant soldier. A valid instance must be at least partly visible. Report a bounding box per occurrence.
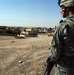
[44,0,74,75]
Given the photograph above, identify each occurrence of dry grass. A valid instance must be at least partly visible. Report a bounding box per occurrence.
[0,34,54,75]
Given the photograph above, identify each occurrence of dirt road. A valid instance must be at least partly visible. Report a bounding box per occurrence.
[0,34,54,75]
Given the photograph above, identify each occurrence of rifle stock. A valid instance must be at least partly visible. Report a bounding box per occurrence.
[44,57,54,75]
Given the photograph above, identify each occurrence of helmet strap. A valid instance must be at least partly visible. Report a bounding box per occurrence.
[65,7,67,15]
[63,7,68,17]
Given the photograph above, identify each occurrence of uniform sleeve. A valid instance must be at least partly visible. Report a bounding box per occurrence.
[50,24,63,63]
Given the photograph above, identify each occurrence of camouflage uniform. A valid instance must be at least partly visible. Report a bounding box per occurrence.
[50,16,74,75]
[48,0,74,75]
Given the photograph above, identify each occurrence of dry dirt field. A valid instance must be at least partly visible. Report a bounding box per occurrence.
[0,34,54,75]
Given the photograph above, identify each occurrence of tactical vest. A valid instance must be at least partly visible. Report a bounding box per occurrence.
[58,19,74,68]
[62,19,74,56]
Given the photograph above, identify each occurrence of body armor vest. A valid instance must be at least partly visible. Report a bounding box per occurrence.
[58,19,74,68]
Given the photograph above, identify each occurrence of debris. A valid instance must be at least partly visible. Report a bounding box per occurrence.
[19,60,23,63]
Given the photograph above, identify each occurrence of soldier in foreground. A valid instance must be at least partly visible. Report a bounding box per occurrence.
[44,0,74,75]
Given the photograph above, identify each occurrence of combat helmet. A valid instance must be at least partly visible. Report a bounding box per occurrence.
[58,0,74,7]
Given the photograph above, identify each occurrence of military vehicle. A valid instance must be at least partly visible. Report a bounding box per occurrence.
[25,28,38,37]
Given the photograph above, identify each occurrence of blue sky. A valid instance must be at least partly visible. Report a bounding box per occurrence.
[0,0,63,27]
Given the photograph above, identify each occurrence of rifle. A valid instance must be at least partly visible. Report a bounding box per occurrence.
[44,57,54,75]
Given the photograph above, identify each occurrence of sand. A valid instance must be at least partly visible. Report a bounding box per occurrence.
[0,34,54,75]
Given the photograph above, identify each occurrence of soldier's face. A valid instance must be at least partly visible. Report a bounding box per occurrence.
[60,7,66,18]
[60,7,70,18]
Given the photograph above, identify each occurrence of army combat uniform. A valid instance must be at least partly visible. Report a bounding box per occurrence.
[50,16,74,75]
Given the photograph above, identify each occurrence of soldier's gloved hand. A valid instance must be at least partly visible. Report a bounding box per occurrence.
[46,57,51,63]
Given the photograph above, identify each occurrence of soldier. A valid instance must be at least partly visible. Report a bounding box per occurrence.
[45,0,74,75]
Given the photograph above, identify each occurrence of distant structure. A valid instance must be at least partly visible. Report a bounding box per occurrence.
[25,27,38,37]
[0,26,7,32]
[0,25,55,37]
[0,26,7,34]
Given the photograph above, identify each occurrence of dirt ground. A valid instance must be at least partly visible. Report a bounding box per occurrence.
[0,34,55,75]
